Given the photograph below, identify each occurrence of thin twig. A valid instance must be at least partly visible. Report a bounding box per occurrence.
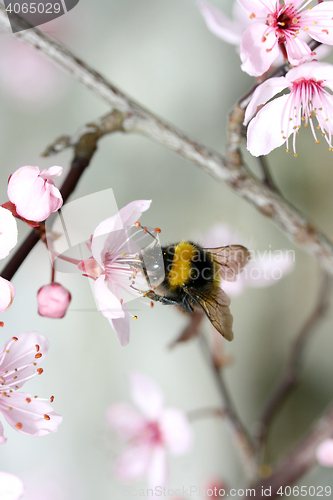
[257,156,280,194]
[256,272,332,453]
[1,111,124,281]
[187,407,224,421]
[248,402,333,500]
[198,333,258,478]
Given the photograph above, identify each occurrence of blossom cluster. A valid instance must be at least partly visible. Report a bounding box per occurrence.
[0,165,66,495]
[198,0,333,156]
[0,165,71,319]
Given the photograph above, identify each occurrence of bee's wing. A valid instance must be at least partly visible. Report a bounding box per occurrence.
[206,245,250,282]
[184,286,234,341]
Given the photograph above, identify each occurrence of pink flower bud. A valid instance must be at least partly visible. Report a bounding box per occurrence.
[8,166,63,222]
[37,283,71,319]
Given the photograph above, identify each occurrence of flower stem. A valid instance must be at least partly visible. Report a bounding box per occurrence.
[255,272,332,457]
[198,333,258,479]
[187,407,224,421]
[257,156,280,193]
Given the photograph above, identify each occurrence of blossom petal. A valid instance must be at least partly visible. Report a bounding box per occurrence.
[237,0,276,17]
[240,24,280,77]
[285,34,312,66]
[316,439,333,467]
[244,77,287,125]
[119,200,152,227]
[246,94,291,156]
[303,2,333,45]
[159,408,193,455]
[129,373,164,419]
[147,446,167,490]
[94,276,124,319]
[0,332,49,390]
[114,443,151,481]
[0,391,62,436]
[109,311,131,347]
[8,166,39,195]
[0,472,24,500]
[197,1,242,44]
[91,200,151,265]
[106,403,146,438]
[38,166,62,180]
[0,278,15,313]
[232,0,254,33]
[286,61,333,88]
[0,207,18,259]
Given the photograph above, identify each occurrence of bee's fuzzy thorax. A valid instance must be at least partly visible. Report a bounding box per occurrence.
[168,241,197,289]
[163,241,220,293]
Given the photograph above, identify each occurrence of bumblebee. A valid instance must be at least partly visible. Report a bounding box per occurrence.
[139,241,249,341]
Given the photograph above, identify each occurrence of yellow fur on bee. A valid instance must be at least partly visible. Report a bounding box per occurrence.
[168,241,197,288]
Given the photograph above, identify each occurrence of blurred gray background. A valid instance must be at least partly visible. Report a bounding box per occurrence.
[0,0,333,498]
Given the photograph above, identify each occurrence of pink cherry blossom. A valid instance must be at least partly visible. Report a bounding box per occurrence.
[7,166,63,222]
[37,283,71,319]
[0,332,62,440]
[203,224,294,297]
[0,207,18,259]
[244,61,333,156]
[106,373,193,489]
[0,472,24,500]
[0,278,15,313]
[316,439,333,467]
[239,0,333,77]
[198,1,331,71]
[79,200,153,347]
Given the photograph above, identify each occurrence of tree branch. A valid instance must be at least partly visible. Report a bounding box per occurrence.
[257,156,280,194]
[249,403,333,500]
[198,333,258,479]
[187,406,224,421]
[1,8,333,276]
[256,272,333,452]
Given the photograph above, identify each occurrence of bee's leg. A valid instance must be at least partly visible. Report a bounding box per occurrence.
[181,295,194,314]
[144,290,184,308]
[144,290,194,313]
